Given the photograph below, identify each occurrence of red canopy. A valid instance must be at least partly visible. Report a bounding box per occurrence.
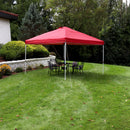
[25,26,104,45]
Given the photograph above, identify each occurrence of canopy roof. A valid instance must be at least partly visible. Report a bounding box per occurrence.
[25,26,104,45]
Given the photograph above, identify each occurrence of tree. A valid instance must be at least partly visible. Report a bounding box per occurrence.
[99,1,130,65]
[39,0,53,31]
[47,0,108,62]
[19,2,47,41]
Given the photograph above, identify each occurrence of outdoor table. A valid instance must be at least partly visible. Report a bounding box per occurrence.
[58,62,73,72]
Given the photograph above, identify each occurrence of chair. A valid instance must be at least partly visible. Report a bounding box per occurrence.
[72,62,79,73]
[48,61,60,75]
[78,63,84,73]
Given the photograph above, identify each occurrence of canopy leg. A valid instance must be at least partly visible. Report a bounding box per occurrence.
[102,45,104,74]
[64,42,67,80]
[25,44,27,74]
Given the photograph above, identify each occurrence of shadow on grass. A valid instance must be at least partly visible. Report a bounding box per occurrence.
[50,71,129,84]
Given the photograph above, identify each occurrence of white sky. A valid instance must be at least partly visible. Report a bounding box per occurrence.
[123,0,130,5]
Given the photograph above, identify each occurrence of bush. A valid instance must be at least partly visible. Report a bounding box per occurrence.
[0,41,49,61]
[0,41,31,60]
[27,66,32,70]
[0,44,3,57]
[50,52,56,56]
[0,44,3,49]
[36,64,44,69]
[31,45,49,58]
[0,64,12,76]
[0,72,2,79]
[4,69,12,76]
[15,67,23,73]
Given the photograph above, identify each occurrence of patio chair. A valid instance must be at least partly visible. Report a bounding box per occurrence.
[78,63,84,73]
[48,61,60,75]
[72,62,79,73]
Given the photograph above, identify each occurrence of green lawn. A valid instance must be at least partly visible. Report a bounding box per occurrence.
[0,63,130,130]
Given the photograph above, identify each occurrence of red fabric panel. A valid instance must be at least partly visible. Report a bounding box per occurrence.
[25,27,104,45]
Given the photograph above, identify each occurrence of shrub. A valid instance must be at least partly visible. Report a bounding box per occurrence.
[27,66,32,70]
[0,44,3,57]
[0,72,2,79]
[31,45,49,58]
[36,64,44,69]
[0,64,12,76]
[4,69,12,76]
[0,41,49,61]
[15,67,23,73]
[0,43,3,49]
[50,52,56,56]
[39,64,44,68]
[0,41,32,60]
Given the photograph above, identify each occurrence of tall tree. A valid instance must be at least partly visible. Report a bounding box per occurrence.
[99,0,130,65]
[47,0,108,61]
[19,2,47,41]
[39,0,53,31]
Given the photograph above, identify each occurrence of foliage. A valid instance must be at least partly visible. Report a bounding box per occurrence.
[100,2,130,65]
[10,22,19,40]
[49,52,56,56]
[39,0,53,31]
[27,66,32,70]
[4,69,12,76]
[0,72,2,79]
[47,0,130,65]
[19,2,47,41]
[0,43,3,57]
[0,44,3,49]
[0,64,12,76]
[15,67,23,73]
[0,0,45,40]
[0,41,49,61]
[0,0,130,65]
[47,0,108,62]
[39,64,44,68]
[31,45,49,58]
[0,41,32,60]
[35,64,44,69]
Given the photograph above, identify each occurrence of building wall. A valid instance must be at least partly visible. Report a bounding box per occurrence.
[0,18,11,44]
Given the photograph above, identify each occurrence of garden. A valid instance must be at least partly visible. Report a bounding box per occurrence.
[0,40,49,79]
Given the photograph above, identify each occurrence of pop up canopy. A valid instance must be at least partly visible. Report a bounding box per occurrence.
[25,26,104,79]
[25,26,104,45]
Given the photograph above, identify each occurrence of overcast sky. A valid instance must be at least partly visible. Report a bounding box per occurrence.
[123,0,130,5]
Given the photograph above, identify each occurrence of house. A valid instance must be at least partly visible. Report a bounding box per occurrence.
[0,10,18,44]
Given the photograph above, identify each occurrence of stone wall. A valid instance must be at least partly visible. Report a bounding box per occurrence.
[0,55,55,72]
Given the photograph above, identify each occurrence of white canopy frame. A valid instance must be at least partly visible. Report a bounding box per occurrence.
[25,44,104,79]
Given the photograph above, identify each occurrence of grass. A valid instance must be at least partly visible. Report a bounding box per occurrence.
[0,63,130,130]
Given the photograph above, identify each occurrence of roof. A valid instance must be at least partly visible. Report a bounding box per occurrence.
[25,26,104,45]
[0,10,18,20]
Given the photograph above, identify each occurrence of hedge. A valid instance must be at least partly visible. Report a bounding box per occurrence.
[0,41,49,61]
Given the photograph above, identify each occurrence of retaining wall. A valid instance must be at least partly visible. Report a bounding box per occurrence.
[0,55,55,72]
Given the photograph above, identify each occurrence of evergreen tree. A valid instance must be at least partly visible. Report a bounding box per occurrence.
[100,1,130,65]
[39,0,53,31]
[19,2,47,41]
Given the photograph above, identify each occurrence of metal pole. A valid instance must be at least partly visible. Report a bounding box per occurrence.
[102,45,104,74]
[64,42,67,80]
[25,44,27,74]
